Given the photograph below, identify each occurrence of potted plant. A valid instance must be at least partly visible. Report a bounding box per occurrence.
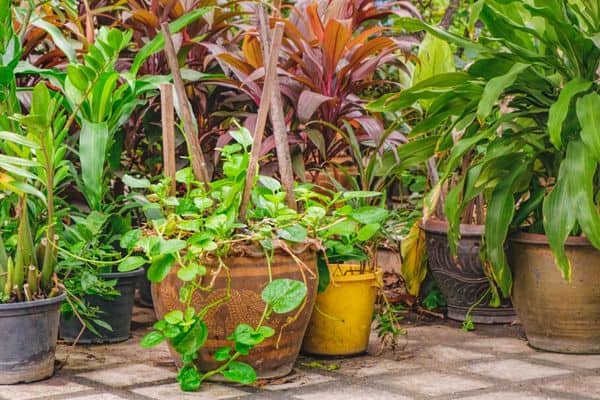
[0,83,68,383]
[395,0,600,351]
[57,210,144,344]
[368,23,520,324]
[119,126,325,390]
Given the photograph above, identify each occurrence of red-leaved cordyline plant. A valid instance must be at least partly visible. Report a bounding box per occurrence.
[203,0,419,180]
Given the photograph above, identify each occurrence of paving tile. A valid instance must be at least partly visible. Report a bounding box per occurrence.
[530,352,600,369]
[294,386,413,400]
[464,337,533,354]
[335,357,418,377]
[461,359,570,381]
[0,377,90,400]
[77,363,173,387]
[132,382,248,399]
[419,345,493,363]
[69,394,130,400]
[544,375,600,399]
[262,370,334,391]
[379,371,491,396]
[458,392,565,400]
[57,349,124,371]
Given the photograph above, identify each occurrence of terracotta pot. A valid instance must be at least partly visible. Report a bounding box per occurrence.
[422,218,516,323]
[152,244,318,379]
[509,232,600,353]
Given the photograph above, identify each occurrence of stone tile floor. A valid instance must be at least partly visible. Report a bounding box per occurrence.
[3,306,599,400]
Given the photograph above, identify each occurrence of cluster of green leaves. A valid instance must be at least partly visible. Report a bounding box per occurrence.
[379,0,600,298]
[117,128,392,390]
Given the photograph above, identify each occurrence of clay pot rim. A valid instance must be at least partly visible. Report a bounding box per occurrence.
[420,217,484,236]
[509,231,593,247]
[0,291,66,311]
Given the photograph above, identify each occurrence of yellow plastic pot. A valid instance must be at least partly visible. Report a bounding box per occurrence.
[302,264,382,356]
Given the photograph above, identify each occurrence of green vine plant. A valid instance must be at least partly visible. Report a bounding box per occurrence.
[118,126,395,391]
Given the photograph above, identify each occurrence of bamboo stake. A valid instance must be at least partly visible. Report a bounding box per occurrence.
[160,83,177,195]
[257,6,296,210]
[239,22,286,221]
[160,23,210,188]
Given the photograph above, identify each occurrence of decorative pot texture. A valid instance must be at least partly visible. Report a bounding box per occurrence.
[509,233,600,353]
[302,264,381,356]
[422,219,516,323]
[0,292,66,384]
[60,268,144,344]
[152,246,318,379]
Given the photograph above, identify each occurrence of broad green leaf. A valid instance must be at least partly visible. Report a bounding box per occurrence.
[350,207,389,225]
[118,256,146,272]
[173,319,208,354]
[477,62,529,120]
[80,120,109,211]
[485,163,527,297]
[222,361,256,385]
[164,310,184,324]
[567,141,600,249]
[576,93,600,161]
[148,253,176,282]
[229,324,265,346]
[140,331,165,348]
[213,346,231,361]
[548,78,592,149]
[120,229,142,251]
[277,225,307,243]
[357,223,380,241]
[257,326,275,338]
[543,154,576,282]
[177,263,205,282]
[261,279,307,314]
[159,239,187,254]
[258,175,281,192]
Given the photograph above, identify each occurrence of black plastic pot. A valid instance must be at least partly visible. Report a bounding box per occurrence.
[60,268,144,344]
[136,265,153,308]
[0,292,66,384]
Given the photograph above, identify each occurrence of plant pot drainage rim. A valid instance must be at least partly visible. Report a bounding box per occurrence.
[0,291,67,312]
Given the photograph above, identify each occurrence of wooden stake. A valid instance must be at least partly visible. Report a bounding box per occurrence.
[160,83,177,195]
[160,23,210,188]
[257,7,296,210]
[239,22,286,221]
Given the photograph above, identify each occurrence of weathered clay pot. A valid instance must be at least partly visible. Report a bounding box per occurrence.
[509,232,600,353]
[0,292,66,384]
[422,218,515,323]
[152,244,318,379]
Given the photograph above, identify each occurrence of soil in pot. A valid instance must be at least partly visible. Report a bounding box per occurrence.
[60,268,144,344]
[302,264,382,356]
[509,232,600,353]
[0,292,66,384]
[422,218,516,324]
[152,246,318,379]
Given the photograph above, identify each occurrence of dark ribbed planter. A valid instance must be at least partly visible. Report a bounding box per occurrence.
[422,219,516,323]
[509,232,600,353]
[0,292,66,384]
[60,268,144,344]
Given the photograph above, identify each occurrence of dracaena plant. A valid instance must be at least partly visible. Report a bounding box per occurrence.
[205,0,418,175]
[386,0,600,299]
[116,125,390,391]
